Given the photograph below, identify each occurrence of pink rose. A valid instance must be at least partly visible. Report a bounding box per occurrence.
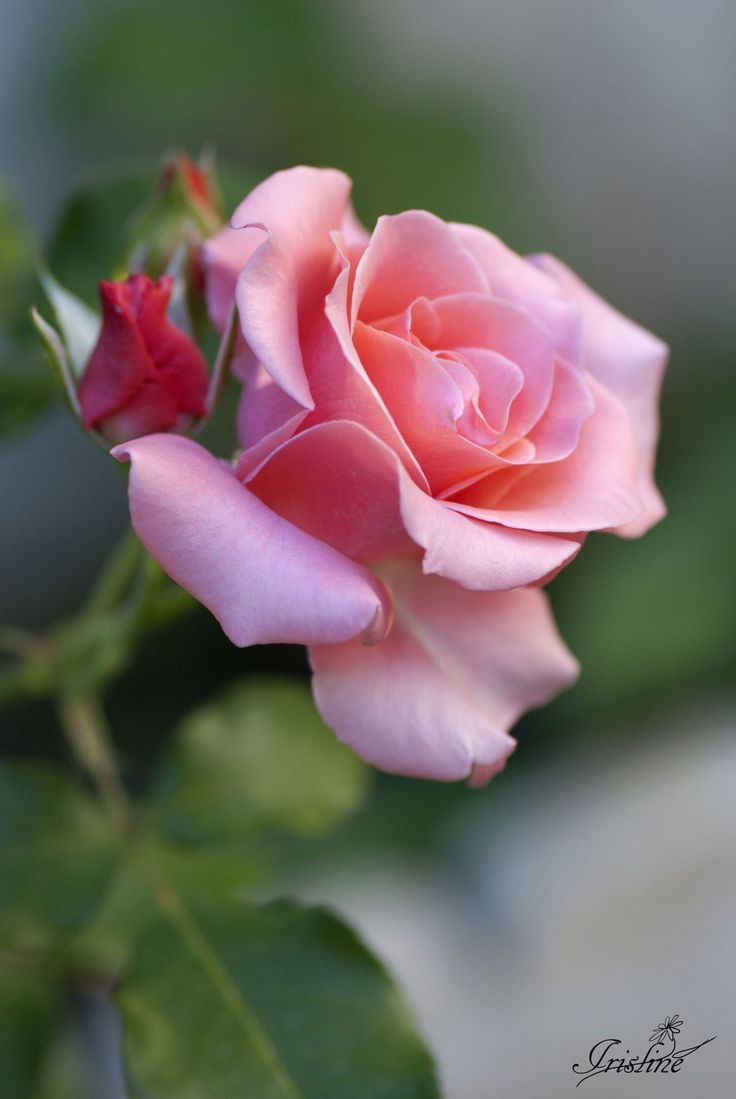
[114,167,666,783]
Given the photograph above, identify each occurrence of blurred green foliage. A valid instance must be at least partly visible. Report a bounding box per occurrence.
[552,346,736,727]
[152,678,369,845]
[47,163,257,307]
[48,0,513,229]
[0,965,58,1099]
[0,761,121,950]
[0,681,435,1095]
[0,187,59,439]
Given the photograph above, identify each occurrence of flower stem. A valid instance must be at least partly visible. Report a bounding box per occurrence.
[84,529,144,617]
[57,693,133,835]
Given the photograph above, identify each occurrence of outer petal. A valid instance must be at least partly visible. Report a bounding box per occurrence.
[246,419,582,589]
[112,434,391,648]
[203,171,365,349]
[233,166,354,408]
[202,223,265,333]
[530,253,667,537]
[310,558,579,782]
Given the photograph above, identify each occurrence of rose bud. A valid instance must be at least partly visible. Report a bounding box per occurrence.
[78,274,209,445]
[156,153,222,225]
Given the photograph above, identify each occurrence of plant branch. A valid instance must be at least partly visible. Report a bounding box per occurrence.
[85,529,144,617]
[57,693,133,835]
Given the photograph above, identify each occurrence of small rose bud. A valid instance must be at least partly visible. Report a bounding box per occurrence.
[156,154,221,225]
[78,274,209,445]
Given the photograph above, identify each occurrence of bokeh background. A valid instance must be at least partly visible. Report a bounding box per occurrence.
[1,1,734,1095]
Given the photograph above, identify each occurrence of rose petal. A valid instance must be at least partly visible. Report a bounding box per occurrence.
[429,294,558,443]
[112,434,391,647]
[78,282,159,427]
[450,346,524,436]
[526,357,595,463]
[247,419,583,589]
[310,558,579,782]
[312,256,430,488]
[451,223,583,364]
[352,210,489,327]
[246,419,415,563]
[230,166,355,408]
[202,223,266,333]
[354,321,504,493]
[236,362,306,453]
[452,376,643,531]
[530,253,667,536]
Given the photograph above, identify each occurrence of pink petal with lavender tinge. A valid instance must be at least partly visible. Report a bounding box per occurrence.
[113,433,391,648]
[310,558,579,782]
[530,253,667,537]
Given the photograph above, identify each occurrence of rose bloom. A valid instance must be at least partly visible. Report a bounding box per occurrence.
[114,167,667,784]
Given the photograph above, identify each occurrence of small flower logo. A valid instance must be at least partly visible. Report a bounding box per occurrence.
[649,1014,683,1045]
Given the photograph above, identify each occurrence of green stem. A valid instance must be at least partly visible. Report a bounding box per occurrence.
[57,693,133,835]
[84,529,144,617]
[0,661,28,707]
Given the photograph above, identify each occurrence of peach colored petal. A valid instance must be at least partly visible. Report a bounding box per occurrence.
[352,210,489,327]
[247,420,582,590]
[451,222,583,364]
[526,358,595,463]
[450,347,524,436]
[354,321,505,494]
[451,376,642,531]
[236,362,306,453]
[429,294,558,443]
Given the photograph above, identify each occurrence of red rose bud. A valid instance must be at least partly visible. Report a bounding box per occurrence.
[78,274,209,445]
[157,154,219,215]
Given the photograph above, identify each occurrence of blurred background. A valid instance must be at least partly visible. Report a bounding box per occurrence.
[1,0,734,1095]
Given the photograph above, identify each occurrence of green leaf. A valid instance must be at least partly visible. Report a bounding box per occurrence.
[0,761,122,949]
[118,897,439,1099]
[152,678,369,845]
[38,270,100,378]
[0,963,58,1099]
[0,182,60,439]
[74,837,266,976]
[29,307,80,416]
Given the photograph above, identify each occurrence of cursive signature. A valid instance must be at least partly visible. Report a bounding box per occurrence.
[572,1015,716,1086]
